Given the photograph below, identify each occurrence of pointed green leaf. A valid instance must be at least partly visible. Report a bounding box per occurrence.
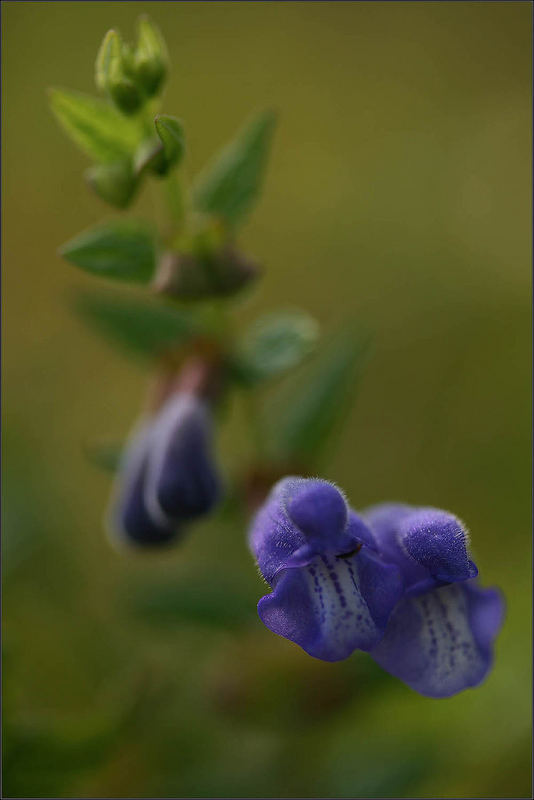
[231,310,319,385]
[60,220,157,283]
[73,290,196,360]
[262,328,371,465]
[155,115,185,169]
[49,88,142,162]
[192,110,276,226]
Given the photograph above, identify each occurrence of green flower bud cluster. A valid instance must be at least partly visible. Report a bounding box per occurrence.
[95,17,167,115]
[51,15,277,302]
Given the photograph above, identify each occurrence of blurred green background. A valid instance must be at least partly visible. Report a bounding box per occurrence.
[2,1,531,797]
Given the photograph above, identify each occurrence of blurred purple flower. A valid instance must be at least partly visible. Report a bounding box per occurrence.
[250,478,504,697]
[108,392,220,547]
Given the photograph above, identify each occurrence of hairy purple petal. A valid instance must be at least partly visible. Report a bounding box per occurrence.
[249,477,374,584]
[364,503,477,591]
[258,548,403,660]
[250,478,402,660]
[370,582,504,697]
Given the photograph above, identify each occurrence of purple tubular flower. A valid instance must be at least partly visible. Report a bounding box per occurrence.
[249,478,404,661]
[108,392,220,548]
[250,483,503,697]
[363,503,504,697]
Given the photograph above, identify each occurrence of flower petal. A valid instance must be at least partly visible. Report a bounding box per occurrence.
[258,548,403,661]
[370,582,504,697]
[249,478,375,584]
[398,508,476,583]
[144,393,219,524]
[285,478,348,540]
[108,421,177,547]
[364,503,477,589]
[249,477,308,585]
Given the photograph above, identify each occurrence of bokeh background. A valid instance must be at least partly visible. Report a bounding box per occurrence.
[2,2,532,797]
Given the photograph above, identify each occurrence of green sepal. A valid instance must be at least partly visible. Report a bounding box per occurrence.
[134,137,168,176]
[134,117,185,178]
[230,310,319,386]
[72,289,197,360]
[155,115,185,169]
[59,220,157,284]
[48,88,141,163]
[192,110,276,228]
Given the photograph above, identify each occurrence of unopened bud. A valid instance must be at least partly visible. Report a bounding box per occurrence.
[95,28,142,115]
[108,391,221,549]
[85,159,138,208]
[153,246,260,300]
[134,16,167,97]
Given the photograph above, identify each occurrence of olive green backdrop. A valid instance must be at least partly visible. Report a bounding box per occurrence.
[2,2,531,797]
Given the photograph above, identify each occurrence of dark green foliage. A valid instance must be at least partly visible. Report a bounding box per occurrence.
[192,111,276,227]
[73,290,196,359]
[60,220,157,284]
[263,329,371,465]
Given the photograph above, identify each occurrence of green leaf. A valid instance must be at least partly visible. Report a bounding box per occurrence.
[262,328,371,465]
[49,88,142,163]
[155,115,185,169]
[231,310,319,385]
[192,110,276,227]
[60,220,157,283]
[72,290,196,360]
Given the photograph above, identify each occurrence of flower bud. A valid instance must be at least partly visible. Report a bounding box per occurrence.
[153,246,260,300]
[144,392,220,524]
[108,422,178,548]
[108,391,220,549]
[95,29,143,115]
[108,73,143,116]
[85,159,138,208]
[133,16,167,97]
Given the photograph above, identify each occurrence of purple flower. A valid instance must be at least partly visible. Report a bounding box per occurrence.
[363,503,504,697]
[249,478,404,661]
[249,478,504,697]
[108,392,220,548]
